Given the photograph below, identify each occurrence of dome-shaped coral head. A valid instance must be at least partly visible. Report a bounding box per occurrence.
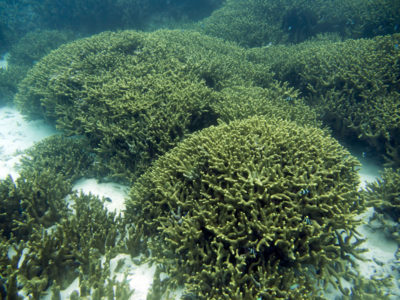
[126,116,366,299]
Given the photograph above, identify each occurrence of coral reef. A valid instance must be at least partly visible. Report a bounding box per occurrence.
[213,84,320,128]
[199,0,400,47]
[248,33,400,167]
[7,30,76,67]
[0,134,132,298]
[198,0,289,47]
[365,168,400,242]
[0,64,26,106]
[0,135,93,239]
[126,116,367,299]
[0,135,96,296]
[364,167,400,284]
[17,192,124,295]
[20,135,94,182]
[15,29,312,182]
[1,191,129,298]
[0,30,76,105]
[1,1,398,298]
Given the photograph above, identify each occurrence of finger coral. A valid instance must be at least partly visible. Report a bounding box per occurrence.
[126,116,367,299]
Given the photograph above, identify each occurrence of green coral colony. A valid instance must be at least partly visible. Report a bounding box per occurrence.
[1,0,400,299]
[126,116,366,298]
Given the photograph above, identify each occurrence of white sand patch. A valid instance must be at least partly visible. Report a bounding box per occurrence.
[358,211,398,273]
[0,106,56,179]
[126,263,157,300]
[110,254,157,300]
[358,157,382,190]
[350,152,399,298]
[72,178,129,215]
[60,277,80,298]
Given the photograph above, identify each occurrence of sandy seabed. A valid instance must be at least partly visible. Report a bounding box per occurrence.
[0,106,399,299]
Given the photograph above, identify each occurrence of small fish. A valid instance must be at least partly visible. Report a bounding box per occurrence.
[248,247,256,255]
[298,188,309,196]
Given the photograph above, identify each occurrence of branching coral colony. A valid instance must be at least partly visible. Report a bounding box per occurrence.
[0,29,76,105]
[248,33,400,168]
[3,13,398,300]
[366,168,400,246]
[199,0,400,47]
[125,116,394,299]
[0,136,132,298]
[14,29,316,183]
[13,29,270,182]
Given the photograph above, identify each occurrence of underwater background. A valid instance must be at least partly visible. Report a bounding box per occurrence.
[0,0,400,299]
